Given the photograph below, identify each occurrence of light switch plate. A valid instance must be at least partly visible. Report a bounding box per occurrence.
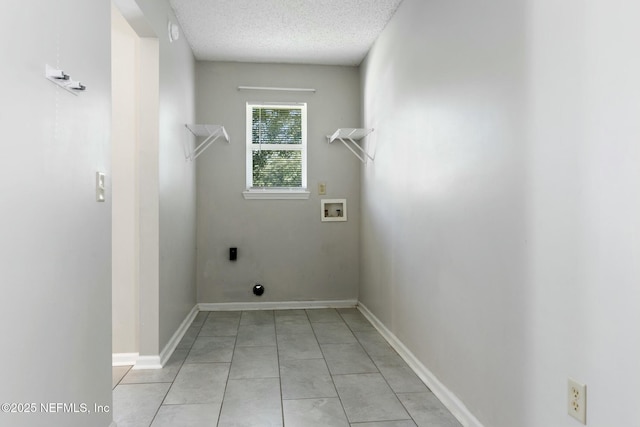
[96,172,105,202]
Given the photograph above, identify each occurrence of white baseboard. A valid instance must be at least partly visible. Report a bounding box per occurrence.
[158,304,199,366]
[132,304,199,370]
[357,303,484,427]
[112,352,139,367]
[198,299,357,311]
[132,355,162,370]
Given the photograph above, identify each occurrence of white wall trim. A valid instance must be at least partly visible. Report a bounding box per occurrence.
[133,304,199,370]
[112,352,139,367]
[159,304,199,366]
[198,299,357,311]
[132,355,162,370]
[242,190,311,200]
[357,303,485,427]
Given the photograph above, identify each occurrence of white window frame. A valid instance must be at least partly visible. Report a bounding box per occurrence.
[243,102,309,200]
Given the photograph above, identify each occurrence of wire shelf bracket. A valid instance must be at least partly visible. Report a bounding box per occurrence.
[326,128,375,163]
[184,124,229,161]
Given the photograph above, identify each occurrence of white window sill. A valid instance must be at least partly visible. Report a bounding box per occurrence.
[242,189,310,200]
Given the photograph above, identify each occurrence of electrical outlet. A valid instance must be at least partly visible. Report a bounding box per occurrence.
[568,378,587,424]
[318,182,326,195]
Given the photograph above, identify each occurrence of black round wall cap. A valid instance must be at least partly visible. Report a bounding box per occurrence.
[253,284,265,296]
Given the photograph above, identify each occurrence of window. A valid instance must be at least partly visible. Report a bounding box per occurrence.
[244,102,309,199]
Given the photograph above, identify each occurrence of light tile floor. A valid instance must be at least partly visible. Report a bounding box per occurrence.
[112,308,462,427]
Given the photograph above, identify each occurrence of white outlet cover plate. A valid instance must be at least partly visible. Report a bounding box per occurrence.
[318,182,326,195]
[568,378,587,424]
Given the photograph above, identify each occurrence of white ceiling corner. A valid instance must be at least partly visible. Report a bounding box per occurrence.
[168,0,404,66]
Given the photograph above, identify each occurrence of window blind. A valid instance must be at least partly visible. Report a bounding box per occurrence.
[252,107,302,145]
[249,105,305,188]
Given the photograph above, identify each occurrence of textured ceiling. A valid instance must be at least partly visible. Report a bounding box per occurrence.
[168,0,404,66]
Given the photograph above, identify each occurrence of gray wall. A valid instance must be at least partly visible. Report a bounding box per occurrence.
[195,62,360,303]
[0,1,112,426]
[360,0,640,426]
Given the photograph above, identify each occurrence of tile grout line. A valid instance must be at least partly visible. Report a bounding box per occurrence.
[215,311,239,427]
[114,308,455,427]
[340,309,418,426]
[148,312,203,427]
[146,380,173,427]
[113,313,204,427]
[277,310,286,427]
[112,365,133,389]
[309,309,352,426]
[281,394,345,401]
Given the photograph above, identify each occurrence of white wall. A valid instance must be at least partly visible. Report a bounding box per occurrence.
[112,3,140,356]
[135,33,162,359]
[0,1,112,426]
[360,0,640,426]
[196,62,360,304]
[526,1,640,426]
[115,0,198,359]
